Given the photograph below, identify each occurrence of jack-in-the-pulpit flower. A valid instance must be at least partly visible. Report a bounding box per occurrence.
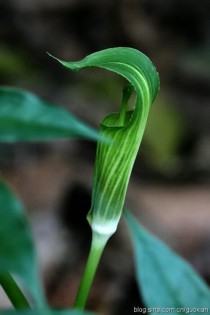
[51,48,159,237]
[50,47,159,308]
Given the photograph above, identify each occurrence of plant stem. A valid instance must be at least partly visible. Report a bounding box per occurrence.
[74,231,109,309]
[0,272,31,309]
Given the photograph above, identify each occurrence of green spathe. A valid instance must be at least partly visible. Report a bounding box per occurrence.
[50,47,160,236]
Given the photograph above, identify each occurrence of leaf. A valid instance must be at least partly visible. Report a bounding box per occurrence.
[50,48,160,237]
[0,179,45,306]
[0,87,99,142]
[0,309,94,315]
[124,210,210,313]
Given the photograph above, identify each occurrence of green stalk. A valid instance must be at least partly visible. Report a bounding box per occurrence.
[74,232,109,309]
[0,272,31,309]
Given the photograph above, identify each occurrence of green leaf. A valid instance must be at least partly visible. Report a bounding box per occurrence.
[0,310,94,315]
[50,48,160,237]
[0,179,45,306]
[0,86,99,142]
[124,210,210,313]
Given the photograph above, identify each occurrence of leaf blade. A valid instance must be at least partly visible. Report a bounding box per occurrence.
[0,179,45,306]
[0,87,99,142]
[124,210,210,313]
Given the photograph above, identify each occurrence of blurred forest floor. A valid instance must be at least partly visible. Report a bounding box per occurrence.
[0,0,210,313]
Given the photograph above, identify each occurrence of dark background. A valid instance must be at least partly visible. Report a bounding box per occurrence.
[0,0,210,313]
